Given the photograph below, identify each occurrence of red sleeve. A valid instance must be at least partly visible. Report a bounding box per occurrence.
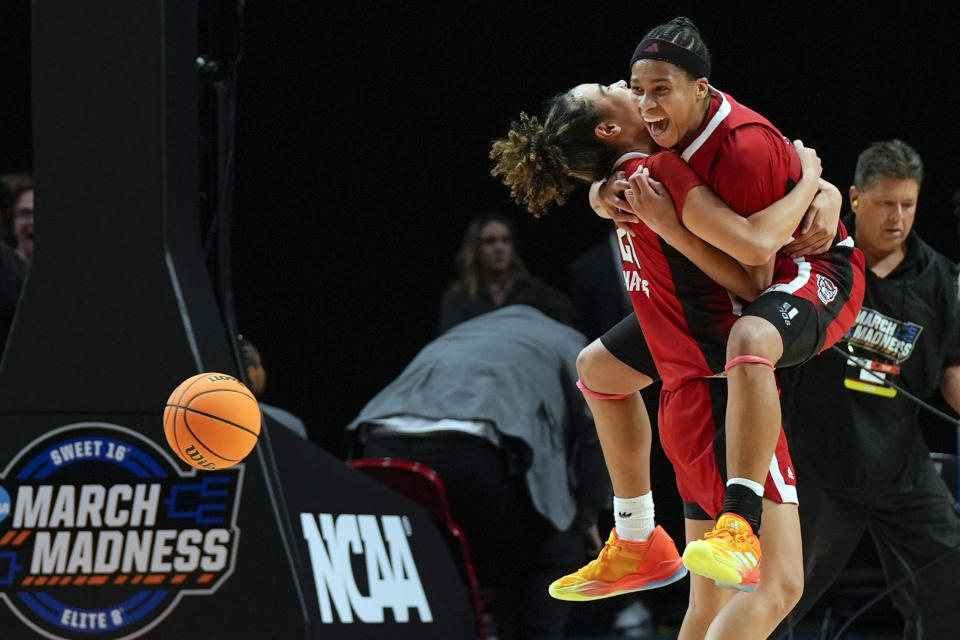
[643,151,705,220]
[619,157,644,177]
[709,125,799,216]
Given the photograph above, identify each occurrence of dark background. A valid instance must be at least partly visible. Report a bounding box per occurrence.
[2,1,959,457]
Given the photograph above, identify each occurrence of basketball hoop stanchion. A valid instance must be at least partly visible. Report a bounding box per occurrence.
[0,2,474,638]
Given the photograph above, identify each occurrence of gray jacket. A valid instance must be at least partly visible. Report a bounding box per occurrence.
[346,305,607,530]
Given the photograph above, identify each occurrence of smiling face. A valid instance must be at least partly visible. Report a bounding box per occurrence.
[569,81,654,154]
[630,59,709,149]
[851,176,919,262]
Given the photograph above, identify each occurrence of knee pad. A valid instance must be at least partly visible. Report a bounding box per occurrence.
[576,379,633,400]
[724,355,775,372]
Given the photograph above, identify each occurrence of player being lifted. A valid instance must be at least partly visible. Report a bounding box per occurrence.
[491,16,864,639]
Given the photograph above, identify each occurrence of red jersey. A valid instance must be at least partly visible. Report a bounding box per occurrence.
[676,89,861,349]
[615,91,863,516]
[677,89,853,250]
[615,151,740,389]
[616,91,863,388]
[679,90,800,216]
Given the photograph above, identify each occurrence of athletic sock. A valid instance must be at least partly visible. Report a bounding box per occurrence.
[613,493,655,542]
[723,479,763,534]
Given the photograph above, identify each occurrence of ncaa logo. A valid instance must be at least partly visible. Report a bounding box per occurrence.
[0,423,244,640]
[816,275,838,305]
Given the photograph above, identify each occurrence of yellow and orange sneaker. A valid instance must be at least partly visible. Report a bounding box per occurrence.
[548,525,686,601]
[682,513,761,592]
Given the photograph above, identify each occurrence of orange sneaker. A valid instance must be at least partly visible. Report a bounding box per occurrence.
[682,513,761,592]
[548,525,686,601]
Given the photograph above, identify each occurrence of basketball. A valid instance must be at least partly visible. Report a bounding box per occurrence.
[163,372,261,470]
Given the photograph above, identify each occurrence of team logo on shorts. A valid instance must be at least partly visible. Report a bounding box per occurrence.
[816,275,838,304]
[0,422,243,640]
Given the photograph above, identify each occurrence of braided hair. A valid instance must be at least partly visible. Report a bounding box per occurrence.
[490,91,619,217]
[640,16,712,79]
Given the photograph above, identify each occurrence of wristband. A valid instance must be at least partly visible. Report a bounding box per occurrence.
[589,179,607,215]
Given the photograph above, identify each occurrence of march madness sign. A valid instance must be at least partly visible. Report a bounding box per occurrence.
[0,422,244,640]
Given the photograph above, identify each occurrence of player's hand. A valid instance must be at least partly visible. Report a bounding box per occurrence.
[591,171,640,236]
[784,177,841,257]
[624,167,682,243]
[794,139,822,181]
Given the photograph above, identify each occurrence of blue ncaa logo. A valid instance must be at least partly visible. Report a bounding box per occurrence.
[0,422,244,640]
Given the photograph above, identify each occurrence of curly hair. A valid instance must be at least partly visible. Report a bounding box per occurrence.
[490,92,618,217]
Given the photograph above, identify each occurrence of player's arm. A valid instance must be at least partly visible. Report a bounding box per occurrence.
[623,169,771,300]
[589,171,640,236]
[783,179,842,257]
[680,139,826,266]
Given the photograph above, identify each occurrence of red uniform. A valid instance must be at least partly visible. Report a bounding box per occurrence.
[613,151,734,389]
[678,90,864,355]
[610,90,865,517]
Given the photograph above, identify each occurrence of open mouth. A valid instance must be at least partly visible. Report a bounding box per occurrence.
[644,115,670,139]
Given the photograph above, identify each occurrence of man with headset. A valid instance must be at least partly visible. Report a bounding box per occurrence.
[774,140,960,638]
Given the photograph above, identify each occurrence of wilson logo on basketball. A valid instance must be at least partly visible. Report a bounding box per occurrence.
[0,423,244,640]
[163,372,262,471]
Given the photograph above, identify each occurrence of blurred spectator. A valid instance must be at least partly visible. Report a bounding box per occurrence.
[567,229,632,340]
[1,173,34,262]
[0,173,30,357]
[239,337,308,439]
[0,240,25,357]
[347,293,607,639]
[440,213,576,333]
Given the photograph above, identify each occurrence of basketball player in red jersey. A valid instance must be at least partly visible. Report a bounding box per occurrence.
[579,16,864,638]
[492,72,861,640]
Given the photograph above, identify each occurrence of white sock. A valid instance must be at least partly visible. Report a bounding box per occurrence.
[613,493,655,542]
[727,477,765,496]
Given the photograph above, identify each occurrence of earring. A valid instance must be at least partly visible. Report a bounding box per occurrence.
[853,199,859,207]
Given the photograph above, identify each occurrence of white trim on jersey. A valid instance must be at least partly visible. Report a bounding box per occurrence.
[837,236,854,248]
[591,153,651,204]
[764,257,812,295]
[613,151,650,170]
[768,453,798,504]
[681,87,730,162]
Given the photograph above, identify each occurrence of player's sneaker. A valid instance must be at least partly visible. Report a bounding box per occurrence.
[548,525,686,601]
[682,513,761,592]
